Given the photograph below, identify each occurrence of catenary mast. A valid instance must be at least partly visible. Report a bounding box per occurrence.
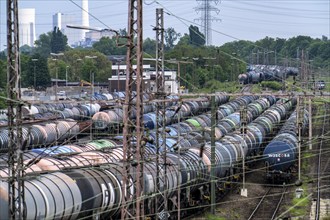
[6,0,25,219]
[195,0,221,45]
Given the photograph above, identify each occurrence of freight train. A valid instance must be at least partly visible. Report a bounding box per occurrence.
[0,93,183,151]
[263,109,309,182]
[1,91,163,124]
[238,65,299,84]
[0,96,297,219]
[0,119,80,152]
[91,94,228,131]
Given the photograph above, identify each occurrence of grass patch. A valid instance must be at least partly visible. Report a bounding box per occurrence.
[302,151,314,172]
[287,188,311,217]
[206,214,227,220]
[285,76,304,92]
[261,81,282,91]
[303,152,313,159]
[288,147,312,218]
[251,84,262,93]
[199,81,240,93]
[292,196,309,207]
[313,97,330,104]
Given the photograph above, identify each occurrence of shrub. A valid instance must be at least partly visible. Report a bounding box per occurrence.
[261,81,282,90]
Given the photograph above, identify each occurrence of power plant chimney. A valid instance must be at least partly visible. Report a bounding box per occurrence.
[81,0,89,40]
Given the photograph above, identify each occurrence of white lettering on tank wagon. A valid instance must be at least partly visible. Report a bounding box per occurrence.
[268,153,290,158]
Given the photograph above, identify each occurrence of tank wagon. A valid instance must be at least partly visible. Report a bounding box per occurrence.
[238,65,299,85]
[0,92,154,125]
[0,96,297,219]
[0,94,235,157]
[147,96,276,151]
[0,119,79,153]
[0,92,159,152]
[0,96,275,176]
[263,109,309,182]
[92,94,182,130]
[92,93,230,131]
[16,101,103,121]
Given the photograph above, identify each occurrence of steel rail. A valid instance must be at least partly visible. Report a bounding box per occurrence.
[315,103,328,220]
[248,187,287,220]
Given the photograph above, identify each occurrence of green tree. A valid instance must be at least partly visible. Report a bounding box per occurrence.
[92,36,127,55]
[0,60,6,89]
[214,65,227,81]
[274,38,286,52]
[48,59,68,80]
[0,51,6,61]
[189,25,205,46]
[176,33,190,46]
[195,67,208,87]
[143,37,156,57]
[34,28,68,57]
[20,45,33,55]
[308,41,323,59]
[317,41,330,60]
[51,27,68,53]
[48,50,112,83]
[34,32,52,57]
[93,37,115,55]
[167,34,330,91]
[0,51,7,108]
[22,54,51,89]
[165,27,181,50]
[20,54,31,87]
[79,54,112,82]
[0,91,6,109]
[282,36,313,58]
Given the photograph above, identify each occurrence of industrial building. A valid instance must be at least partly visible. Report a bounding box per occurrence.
[52,12,82,47]
[108,64,179,93]
[18,8,36,47]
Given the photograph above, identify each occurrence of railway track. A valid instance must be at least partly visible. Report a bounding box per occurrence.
[241,85,252,93]
[248,186,287,220]
[312,103,330,219]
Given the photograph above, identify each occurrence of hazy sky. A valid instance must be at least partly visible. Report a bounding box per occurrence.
[0,0,329,51]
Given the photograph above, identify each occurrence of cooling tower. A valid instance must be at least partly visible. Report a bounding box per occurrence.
[81,0,89,40]
[18,8,36,47]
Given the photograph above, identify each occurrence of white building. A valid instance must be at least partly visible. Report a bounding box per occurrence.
[149,70,178,94]
[85,30,114,44]
[18,8,36,47]
[81,0,89,40]
[108,64,179,93]
[53,12,82,47]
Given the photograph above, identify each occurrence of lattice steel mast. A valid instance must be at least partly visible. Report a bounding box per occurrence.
[154,8,168,220]
[195,0,221,45]
[121,0,144,219]
[6,0,25,219]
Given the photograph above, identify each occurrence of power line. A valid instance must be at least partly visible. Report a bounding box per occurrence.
[194,0,221,45]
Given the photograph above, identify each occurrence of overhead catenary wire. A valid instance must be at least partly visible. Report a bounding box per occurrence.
[42,171,330,220]
[1,126,328,219]
[1,1,328,218]
[151,0,328,79]
[1,0,322,96]
[1,94,328,168]
[152,0,327,97]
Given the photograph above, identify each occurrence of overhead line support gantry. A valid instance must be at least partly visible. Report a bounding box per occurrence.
[121,0,144,219]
